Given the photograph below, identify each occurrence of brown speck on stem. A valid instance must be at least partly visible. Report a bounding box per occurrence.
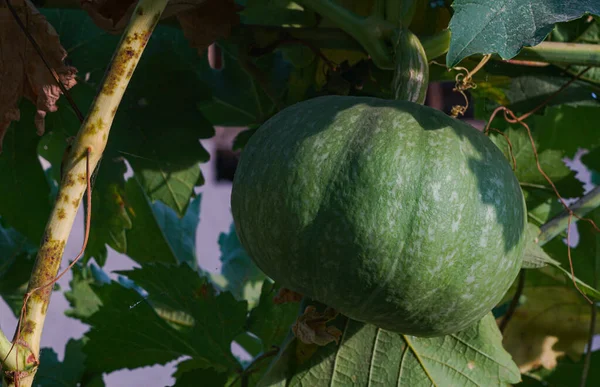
[72,198,80,208]
[102,47,138,95]
[77,173,86,185]
[62,194,70,203]
[64,173,76,187]
[21,321,35,335]
[57,208,66,220]
[137,7,144,15]
[43,228,52,242]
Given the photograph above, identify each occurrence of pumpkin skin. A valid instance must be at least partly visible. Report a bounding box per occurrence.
[231,96,527,336]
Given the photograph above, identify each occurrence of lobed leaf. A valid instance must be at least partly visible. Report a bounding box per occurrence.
[448,0,600,66]
[259,311,520,386]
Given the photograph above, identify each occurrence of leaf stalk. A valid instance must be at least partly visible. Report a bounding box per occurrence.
[538,186,600,246]
[295,0,396,69]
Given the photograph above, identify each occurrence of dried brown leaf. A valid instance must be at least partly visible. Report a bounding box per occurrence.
[273,287,303,304]
[292,306,342,346]
[0,0,77,152]
[176,0,241,56]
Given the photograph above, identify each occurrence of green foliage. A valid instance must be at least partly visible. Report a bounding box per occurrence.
[247,281,299,352]
[0,101,52,243]
[0,221,37,315]
[37,339,104,387]
[448,0,600,66]
[218,223,268,309]
[83,264,247,373]
[259,309,520,386]
[1,2,600,387]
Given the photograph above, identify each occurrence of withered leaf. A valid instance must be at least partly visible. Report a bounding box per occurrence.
[273,287,303,304]
[292,306,342,346]
[0,0,77,152]
[176,0,241,56]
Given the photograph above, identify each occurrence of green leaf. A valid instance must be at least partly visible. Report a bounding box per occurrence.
[219,223,267,309]
[64,263,108,322]
[447,0,600,66]
[197,41,291,126]
[151,193,202,268]
[532,105,600,158]
[0,101,52,243]
[0,222,36,315]
[582,147,600,173]
[542,209,600,299]
[172,359,232,387]
[83,282,185,372]
[490,126,583,198]
[84,155,131,266]
[123,178,200,267]
[36,339,104,387]
[247,281,299,353]
[258,311,520,386]
[84,263,247,373]
[522,223,561,268]
[233,127,259,151]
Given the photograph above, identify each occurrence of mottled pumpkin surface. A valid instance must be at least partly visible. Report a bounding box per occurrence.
[231,96,526,336]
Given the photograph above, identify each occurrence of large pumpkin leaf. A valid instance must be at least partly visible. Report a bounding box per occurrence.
[543,209,600,292]
[258,311,520,386]
[490,126,583,198]
[83,263,247,373]
[123,178,201,267]
[447,0,600,66]
[0,100,52,243]
[0,221,37,315]
[217,223,267,309]
[64,263,109,322]
[36,339,103,387]
[247,281,299,352]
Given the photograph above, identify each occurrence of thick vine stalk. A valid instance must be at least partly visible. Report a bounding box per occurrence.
[0,1,168,385]
[537,186,600,246]
[295,0,396,69]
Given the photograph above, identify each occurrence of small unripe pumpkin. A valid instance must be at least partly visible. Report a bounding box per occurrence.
[231,96,526,336]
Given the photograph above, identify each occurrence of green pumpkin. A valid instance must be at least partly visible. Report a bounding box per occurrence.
[231,96,527,336]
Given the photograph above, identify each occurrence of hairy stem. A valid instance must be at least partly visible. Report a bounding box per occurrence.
[537,186,600,246]
[517,41,600,67]
[4,1,168,385]
[295,0,396,69]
